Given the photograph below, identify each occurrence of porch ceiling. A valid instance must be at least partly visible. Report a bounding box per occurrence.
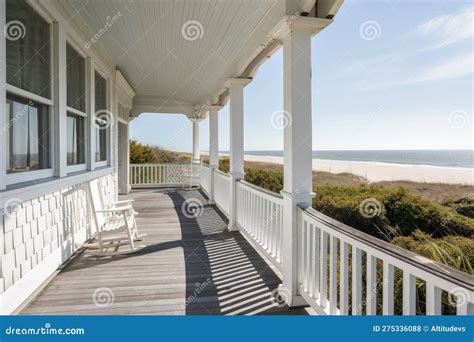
[69,0,310,115]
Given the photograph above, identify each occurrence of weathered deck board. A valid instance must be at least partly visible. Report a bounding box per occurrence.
[19,188,308,315]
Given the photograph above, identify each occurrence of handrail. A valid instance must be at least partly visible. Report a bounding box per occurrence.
[214,169,230,177]
[238,180,283,199]
[299,204,473,290]
[130,163,190,167]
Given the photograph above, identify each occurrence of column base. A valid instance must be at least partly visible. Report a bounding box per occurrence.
[277,285,307,307]
[227,223,240,232]
[191,159,201,164]
[208,199,216,205]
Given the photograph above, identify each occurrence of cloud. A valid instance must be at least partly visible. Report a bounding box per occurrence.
[359,52,472,90]
[416,6,473,49]
[410,52,472,83]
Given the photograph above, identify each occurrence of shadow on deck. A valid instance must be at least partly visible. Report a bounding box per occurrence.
[19,188,309,315]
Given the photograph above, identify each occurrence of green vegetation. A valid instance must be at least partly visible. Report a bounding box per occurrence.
[129,139,156,164]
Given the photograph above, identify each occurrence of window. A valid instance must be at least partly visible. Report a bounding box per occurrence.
[67,114,85,166]
[95,72,108,162]
[66,44,86,112]
[6,95,50,173]
[95,120,107,162]
[6,0,51,98]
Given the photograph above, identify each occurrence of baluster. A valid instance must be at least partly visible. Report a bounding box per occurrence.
[340,241,349,315]
[313,225,320,300]
[352,247,362,315]
[366,254,377,315]
[426,282,441,315]
[383,261,394,315]
[307,225,314,297]
[403,272,416,315]
[320,230,328,308]
[329,235,338,314]
[305,221,311,293]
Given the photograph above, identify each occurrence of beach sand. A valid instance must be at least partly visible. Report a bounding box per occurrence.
[241,154,473,186]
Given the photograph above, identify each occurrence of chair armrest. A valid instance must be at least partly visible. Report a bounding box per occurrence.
[105,199,134,206]
[95,206,132,213]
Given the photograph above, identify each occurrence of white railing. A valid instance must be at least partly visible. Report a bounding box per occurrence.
[213,169,230,215]
[236,180,283,271]
[200,164,212,195]
[297,205,474,316]
[130,164,193,187]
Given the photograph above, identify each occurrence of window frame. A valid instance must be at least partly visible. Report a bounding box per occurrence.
[4,4,54,186]
[65,41,87,173]
[94,68,110,168]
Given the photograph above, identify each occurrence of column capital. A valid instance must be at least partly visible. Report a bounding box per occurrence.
[276,16,332,38]
[188,116,205,123]
[207,105,223,112]
[224,78,252,88]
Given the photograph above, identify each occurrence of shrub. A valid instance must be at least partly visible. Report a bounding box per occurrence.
[392,230,473,274]
[129,139,156,164]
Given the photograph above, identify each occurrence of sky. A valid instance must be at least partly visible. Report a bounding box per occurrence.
[130,0,473,152]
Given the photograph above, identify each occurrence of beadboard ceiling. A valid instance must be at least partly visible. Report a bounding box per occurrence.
[68,0,300,110]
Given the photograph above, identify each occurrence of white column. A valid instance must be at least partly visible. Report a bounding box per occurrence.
[192,120,201,164]
[86,58,96,171]
[278,25,315,306]
[0,0,6,190]
[207,105,222,204]
[53,22,67,178]
[118,122,130,194]
[226,78,251,231]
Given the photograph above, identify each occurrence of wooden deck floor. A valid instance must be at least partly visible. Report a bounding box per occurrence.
[20,188,309,315]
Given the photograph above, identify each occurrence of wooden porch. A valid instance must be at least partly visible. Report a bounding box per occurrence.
[19,188,309,315]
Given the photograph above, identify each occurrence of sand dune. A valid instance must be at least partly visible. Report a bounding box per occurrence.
[241,155,473,186]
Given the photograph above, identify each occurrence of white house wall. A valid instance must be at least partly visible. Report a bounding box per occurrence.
[0,0,133,314]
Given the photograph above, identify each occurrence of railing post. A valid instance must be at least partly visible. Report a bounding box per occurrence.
[225,78,251,231]
[208,105,222,204]
[278,19,318,307]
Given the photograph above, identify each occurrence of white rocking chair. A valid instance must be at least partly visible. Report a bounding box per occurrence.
[84,180,145,256]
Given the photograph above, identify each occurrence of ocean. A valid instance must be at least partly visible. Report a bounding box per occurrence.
[242,150,473,169]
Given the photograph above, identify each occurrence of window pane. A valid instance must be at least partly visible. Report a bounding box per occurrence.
[7,95,50,172]
[6,0,51,98]
[95,72,107,112]
[66,44,86,112]
[67,113,85,165]
[95,121,107,162]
